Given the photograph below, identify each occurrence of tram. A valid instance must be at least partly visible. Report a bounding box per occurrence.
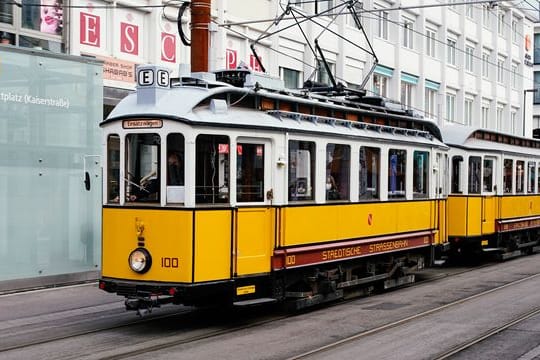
[443,126,540,259]
[97,65,449,312]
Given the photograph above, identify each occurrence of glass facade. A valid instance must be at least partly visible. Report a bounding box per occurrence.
[0,48,102,282]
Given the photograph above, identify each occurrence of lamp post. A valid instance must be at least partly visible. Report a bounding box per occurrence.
[523,89,537,137]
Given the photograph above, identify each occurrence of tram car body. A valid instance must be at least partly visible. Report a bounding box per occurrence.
[443,126,540,259]
[98,65,448,312]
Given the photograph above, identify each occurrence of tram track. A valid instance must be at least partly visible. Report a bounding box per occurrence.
[0,260,522,359]
[285,272,540,360]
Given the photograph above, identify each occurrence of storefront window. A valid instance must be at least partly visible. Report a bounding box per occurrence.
[22,0,63,35]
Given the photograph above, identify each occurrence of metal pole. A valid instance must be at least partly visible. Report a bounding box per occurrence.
[191,0,211,72]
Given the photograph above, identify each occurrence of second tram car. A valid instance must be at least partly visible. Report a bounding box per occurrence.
[443,126,540,259]
[98,66,449,312]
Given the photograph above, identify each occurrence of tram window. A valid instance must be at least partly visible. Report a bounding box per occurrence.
[468,156,481,194]
[528,161,536,193]
[326,144,350,201]
[166,134,185,203]
[516,160,525,193]
[451,156,463,193]
[107,134,120,203]
[413,151,429,198]
[359,146,380,201]
[388,149,406,199]
[125,133,161,203]
[537,164,540,194]
[288,140,315,201]
[483,158,494,192]
[195,135,230,204]
[503,159,513,193]
[237,143,264,202]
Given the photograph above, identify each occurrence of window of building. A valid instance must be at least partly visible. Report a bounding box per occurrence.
[534,72,540,104]
[512,18,518,44]
[107,135,120,203]
[481,102,490,128]
[290,0,303,8]
[510,111,516,134]
[451,156,463,193]
[511,63,518,89]
[497,57,505,83]
[483,5,490,27]
[468,156,481,194]
[465,45,474,72]
[498,11,505,37]
[426,27,436,57]
[464,97,473,126]
[317,60,335,85]
[535,34,540,65]
[288,140,315,201]
[346,1,363,27]
[377,10,389,39]
[401,81,413,109]
[528,161,536,193]
[388,149,406,199]
[503,159,513,193]
[359,146,380,200]
[482,51,490,78]
[466,0,474,18]
[483,158,494,192]
[373,73,388,97]
[425,87,437,119]
[403,17,414,49]
[281,67,301,89]
[413,151,429,198]
[0,3,13,24]
[237,143,265,202]
[317,0,333,14]
[447,38,456,65]
[195,135,230,204]
[497,105,504,131]
[446,92,456,122]
[516,160,525,193]
[126,133,161,203]
[326,143,350,201]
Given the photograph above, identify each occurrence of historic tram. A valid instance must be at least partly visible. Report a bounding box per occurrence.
[443,126,540,259]
[97,65,449,313]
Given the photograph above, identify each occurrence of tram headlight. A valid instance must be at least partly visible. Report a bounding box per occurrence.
[128,248,152,274]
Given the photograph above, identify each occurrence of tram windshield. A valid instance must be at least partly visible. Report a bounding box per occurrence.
[125,133,161,203]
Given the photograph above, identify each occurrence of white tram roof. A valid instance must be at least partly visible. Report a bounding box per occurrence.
[441,124,540,157]
[104,70,446,148]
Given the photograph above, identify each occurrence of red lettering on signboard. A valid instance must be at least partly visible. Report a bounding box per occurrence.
[226,49,237,69]
[161,33,176,63]
[120,22,139,55]
[80,12,100,47]
[250,54,262,72]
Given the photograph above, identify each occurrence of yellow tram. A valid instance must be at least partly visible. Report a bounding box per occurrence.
[98,65,448,312]
[444,126,540,259]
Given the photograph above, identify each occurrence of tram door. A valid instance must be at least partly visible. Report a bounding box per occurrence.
[234,139,274,276]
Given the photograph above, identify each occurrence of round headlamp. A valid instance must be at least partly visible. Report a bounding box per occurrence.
[128,248,152,274]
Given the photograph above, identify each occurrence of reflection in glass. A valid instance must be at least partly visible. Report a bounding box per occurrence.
[388,149,406,199]
[288,140,315,201]
[359,147,379,200]
[196,135,229,204]
[237,143,264,202]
